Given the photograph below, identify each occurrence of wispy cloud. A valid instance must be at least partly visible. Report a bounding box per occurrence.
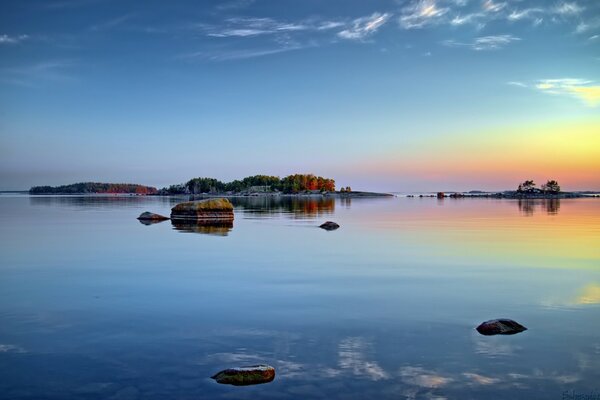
[482,0,507,13]
[400,0,449,29]
[89,14,135,32]
[205,17,310,38]
[511,78,600,107]
[443,34,520,50]
[181,45,305,62]
[0,60,77,87]
[0,34,29,45]
[338,13,391,40]
[554,2,584,15]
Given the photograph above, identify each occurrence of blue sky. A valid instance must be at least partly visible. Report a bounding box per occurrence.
[1,0,599,191]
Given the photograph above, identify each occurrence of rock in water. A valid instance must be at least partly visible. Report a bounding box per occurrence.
[211,365,275,386]
[137,211,169,221]
[320,221,340,230]
[170,198,234,223]
[476,319,527,336]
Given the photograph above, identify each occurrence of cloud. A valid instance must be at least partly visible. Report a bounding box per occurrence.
[513,78,600,107]
[179,44,305,61]
[507,81,527,87]
[0,34,29,45]
[507,8,544,21]
[399,0,449,29]
[554,2,584,15]
[206,17,309,38]
[535,78,600,106]
[0,60,76,87]
[338,12,391,40]
[89,14,135,32]
[443,34,520,50]
[482,0,507,13]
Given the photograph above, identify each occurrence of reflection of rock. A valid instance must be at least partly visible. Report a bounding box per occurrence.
[137,211,169,224]
[211,365,275,386]
[320,221,340,230]
[476,319,527,336]
[171,198,234,222]
[171,220,233,236]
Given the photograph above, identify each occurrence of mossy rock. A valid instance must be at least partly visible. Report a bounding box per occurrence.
[171,198,234,221]
[211,365,275,386]
[171,198,233,213]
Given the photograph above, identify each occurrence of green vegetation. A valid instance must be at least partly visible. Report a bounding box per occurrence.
[29,182,158,195]
[161,174,335,195]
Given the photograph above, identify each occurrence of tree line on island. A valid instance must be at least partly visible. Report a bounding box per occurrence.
[29,174,340,195]
[160,174,336,195]
[29,182,159,195]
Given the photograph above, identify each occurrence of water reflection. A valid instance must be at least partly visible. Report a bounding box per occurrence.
[171,220,233,236]
[138,219,168,226]
[518,199,561,216]
[228,196,335,219]
[29,194,175,209]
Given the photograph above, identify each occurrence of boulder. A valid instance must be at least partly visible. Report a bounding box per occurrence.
[437,192,445,199]
[170,198,234,222]
[476,319,527,336]
[137,211,169,221]
[211,365,275,386]
[320,221,340,230]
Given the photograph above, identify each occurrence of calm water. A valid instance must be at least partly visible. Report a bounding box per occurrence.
[0,195,599,399]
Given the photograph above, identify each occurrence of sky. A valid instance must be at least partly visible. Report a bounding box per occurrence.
[0,0,599,192]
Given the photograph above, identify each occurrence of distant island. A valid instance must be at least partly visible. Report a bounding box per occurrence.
[411,180,595,199]
[28,174,393,197]
[29,182,158,195]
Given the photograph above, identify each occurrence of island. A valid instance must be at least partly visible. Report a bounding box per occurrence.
[29,182,158,195]
[27,174,392,197]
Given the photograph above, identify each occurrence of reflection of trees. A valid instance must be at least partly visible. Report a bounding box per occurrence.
[518,199,560,216]
[541,199,560,215]
[225,196,335,219]
[28,194,338,219]
[518,199,535,216]
[29,195,175,209]
[171,221,233,236]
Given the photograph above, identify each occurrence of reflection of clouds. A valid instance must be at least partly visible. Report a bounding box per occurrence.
[206,352,262,363]
[338,337,389,381]
[276,360,304,378]
[399,366,452,388]
[0,344,26,353]
[462,372,500,385]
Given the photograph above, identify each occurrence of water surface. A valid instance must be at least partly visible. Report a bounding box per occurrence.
[1,195,599,399]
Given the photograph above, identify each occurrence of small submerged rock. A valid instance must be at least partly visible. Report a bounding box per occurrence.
[320,221,340,230]
[137,211,169,222]
[211,365,275,386]
[476,319,527,336]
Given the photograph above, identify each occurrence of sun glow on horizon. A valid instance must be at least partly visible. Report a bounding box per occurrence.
[354,118,600,191]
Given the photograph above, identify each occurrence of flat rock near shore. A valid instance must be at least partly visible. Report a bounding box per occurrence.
[170,198,234,222]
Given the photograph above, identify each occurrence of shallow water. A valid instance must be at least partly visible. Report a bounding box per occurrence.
[0,195,599,399]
